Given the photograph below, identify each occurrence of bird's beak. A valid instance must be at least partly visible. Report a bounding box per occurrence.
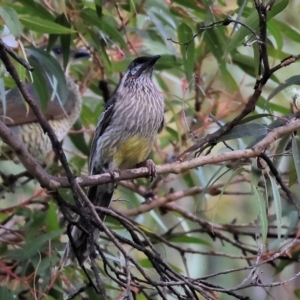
[147,55,161,66]
[137,55,161,76]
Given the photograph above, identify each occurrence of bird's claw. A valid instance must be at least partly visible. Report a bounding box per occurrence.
[137,159,156,182]
[108,168,120,188]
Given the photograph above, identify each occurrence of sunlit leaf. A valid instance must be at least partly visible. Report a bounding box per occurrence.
[268,19,283,49]
[252,185,268,243]
[177,23,195,82]
[46,201,60,234]
[226,0,289,53]
[270,19,300,44]
[292,136,300,185]
[269,175,282,238]
[0,7,22,37]
[20,16,75,34]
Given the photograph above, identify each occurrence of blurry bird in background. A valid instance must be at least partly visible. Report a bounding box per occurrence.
[63,55,165,266]
[0,46,90,163]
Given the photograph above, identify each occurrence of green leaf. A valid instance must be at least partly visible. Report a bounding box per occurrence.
[31,252,60,277]
[139,258,182,272]
[226,0,289,54]
[95,0,103,17]
[155,54,181,70]
[252,186,268,243]
[46,201,60,234]
[294,289,300,299]
[171,0,202,11]
[8,229,64,261]
[215,123,269,142]
[256,95,290,115]
[232,52,257,78]
[269,175,282,239]
[203,25,226,63]
[219,167,246,202]
[219,63,239,93]
[27,47,67,106]
[0,78,6,116]
[20,16,75,34]
[80,9,126,48]
[270,19,300,44]
[289,158,297,187]
[251,161,262,186]
[0,286,16,300]
[273,134,291,168]
[68,120,90,156]
[267,75,300,103]
[0,7,22,38]
[247,115,293,149]
[268,19,283,49]
[170,235,211,246]
[165,126,180,142]
[80,8,102,28]
[239,113,274,124]
[28,57,49,112]
[177,23,195,83]
[147,10,177,55]
[292,136,300,186]
[56,14,72,70]
[102,16,127,49]
[45,296,56,300]
[16,0,54,20]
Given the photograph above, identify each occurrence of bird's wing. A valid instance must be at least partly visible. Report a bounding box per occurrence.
[158,118,164,134]
[88,93,118,173]
[0,81,77,126]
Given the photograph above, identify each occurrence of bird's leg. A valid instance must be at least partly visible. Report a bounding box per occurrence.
[107,168,120,188]
[136,159,156,181]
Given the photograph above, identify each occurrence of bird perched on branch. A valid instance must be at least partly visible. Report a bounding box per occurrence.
[0,46,90,163]
[63,55,165,265]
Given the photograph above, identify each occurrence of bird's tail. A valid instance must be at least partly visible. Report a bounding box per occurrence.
[62,182,114,266]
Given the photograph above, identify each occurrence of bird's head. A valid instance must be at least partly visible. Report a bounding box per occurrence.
[51,46,90,70]
[125,55,161,82]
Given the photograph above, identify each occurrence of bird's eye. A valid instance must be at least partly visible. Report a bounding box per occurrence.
[53,48,62,55]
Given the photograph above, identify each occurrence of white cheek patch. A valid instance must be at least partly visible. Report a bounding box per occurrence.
[131,66,141,76]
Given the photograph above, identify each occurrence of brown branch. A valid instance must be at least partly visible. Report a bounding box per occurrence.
[167,18,259,47]
[1,40,33,71]
[52,116,300,189]
[0,120,54,188]
[175,2,300,160]
[1,110,299,193]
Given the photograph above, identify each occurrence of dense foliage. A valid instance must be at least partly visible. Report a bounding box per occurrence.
[1,0,300,299]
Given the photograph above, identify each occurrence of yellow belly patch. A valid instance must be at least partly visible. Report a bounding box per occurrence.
[113,135,152,169]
